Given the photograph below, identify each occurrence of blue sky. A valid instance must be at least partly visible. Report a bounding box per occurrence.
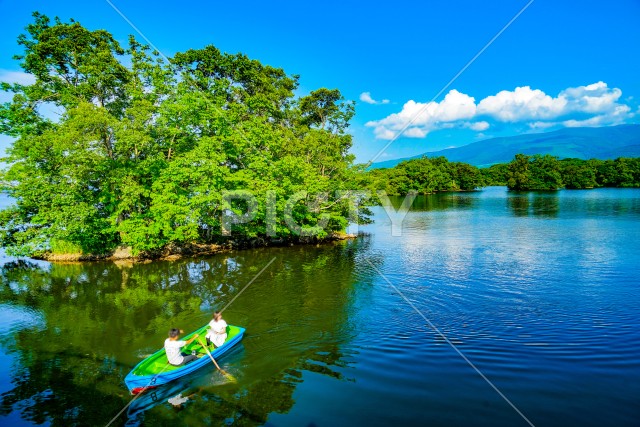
[1,0,639,163]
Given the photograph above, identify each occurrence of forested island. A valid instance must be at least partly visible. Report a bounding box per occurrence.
[368,154,640,195]
[1,14,639,261]
[0,13,369,259]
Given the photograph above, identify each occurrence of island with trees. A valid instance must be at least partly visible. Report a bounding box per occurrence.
[1,14,639,261]
[365,154,640,194]
[0,13,369,260]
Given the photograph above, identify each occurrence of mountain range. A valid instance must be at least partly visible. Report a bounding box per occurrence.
[370,124,640,169]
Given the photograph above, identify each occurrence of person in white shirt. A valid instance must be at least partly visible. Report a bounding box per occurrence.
[205,311,228,348]
[164,328,200,366]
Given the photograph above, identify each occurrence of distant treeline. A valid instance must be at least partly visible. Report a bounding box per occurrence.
[367,155,640,194]
[367,157,484,194]
[486,155,640,190]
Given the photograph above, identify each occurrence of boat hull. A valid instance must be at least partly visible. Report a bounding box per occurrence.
[124,325,245,393]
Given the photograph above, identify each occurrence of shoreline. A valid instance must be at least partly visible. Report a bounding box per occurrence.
[31,232,357,263]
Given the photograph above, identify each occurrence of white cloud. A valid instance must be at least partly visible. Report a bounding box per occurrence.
[373,127,396,140]
[359,92,375,104]
[365,89,476,139]
[367,82,634,139]
[466,121,489,131]
[477,81,630,124]
[477,86,567,121]
[403,127,427,138]
[528,121,557,130]
[560,81,620,114]
[562,104,631,127]
[359,91,390,105]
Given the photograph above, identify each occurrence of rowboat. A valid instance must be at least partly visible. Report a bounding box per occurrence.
[124,324,245,394]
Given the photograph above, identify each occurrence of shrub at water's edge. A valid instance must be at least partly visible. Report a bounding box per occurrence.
[0,13,370,259]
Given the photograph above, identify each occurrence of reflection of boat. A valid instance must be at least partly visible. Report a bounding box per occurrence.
[126,378,191,423]
[126,343,244,425]
[124,324,245,394]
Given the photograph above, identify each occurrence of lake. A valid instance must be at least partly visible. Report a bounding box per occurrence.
[0,187,639,426]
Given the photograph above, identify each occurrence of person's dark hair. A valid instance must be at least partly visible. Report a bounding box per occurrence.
[213,311,222,319]
[169,328,180,338]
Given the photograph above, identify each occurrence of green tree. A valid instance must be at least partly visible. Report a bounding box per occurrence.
[481,163,510,186]
[449,161,485,190]
[0,13,368,258]
[365,156,484,195]
[297,88,354,132]
[614,157,640,187]
[507,154,562,191]
[560,158,597,189]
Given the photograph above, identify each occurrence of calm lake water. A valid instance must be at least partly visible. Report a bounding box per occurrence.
[0,187,639,426]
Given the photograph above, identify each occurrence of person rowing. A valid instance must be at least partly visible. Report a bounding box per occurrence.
[164,328,201,366]
[205,311,228,348]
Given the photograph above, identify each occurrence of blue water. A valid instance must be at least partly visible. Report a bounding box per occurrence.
[0,188,639,426]
[269,188,640,426]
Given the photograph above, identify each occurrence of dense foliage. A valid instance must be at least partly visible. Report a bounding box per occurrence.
[500,154,640,190]
[368,154,640,194]
[366,156,485,195]
[560,157,640,189]
[0,13,368,257]
[505,154,563,191]
[480,163,510,186]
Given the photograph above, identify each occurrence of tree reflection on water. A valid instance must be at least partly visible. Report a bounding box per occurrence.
[0,239,370,425]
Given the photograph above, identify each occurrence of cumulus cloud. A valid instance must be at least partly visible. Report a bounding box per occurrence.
[477,81,629,123]
[403,127,427,138]
[562,104,631,127]
[367,82,634,139]
[477,86,567,121]
[560,81,621,113]
[359,92,390,105]
[466,121,490,131]
[366,89,477,139]
[528,121,557,130]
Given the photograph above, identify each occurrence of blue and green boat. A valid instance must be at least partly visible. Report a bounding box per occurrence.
[124,324,245,394]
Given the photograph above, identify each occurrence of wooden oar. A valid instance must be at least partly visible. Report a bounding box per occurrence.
[197,337,236,382]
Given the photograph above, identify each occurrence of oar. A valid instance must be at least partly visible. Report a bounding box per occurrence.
[197,337,236,382]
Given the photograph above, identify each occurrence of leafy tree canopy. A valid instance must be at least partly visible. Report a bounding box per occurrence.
[0,13,366,257]
[365,156,485,196]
